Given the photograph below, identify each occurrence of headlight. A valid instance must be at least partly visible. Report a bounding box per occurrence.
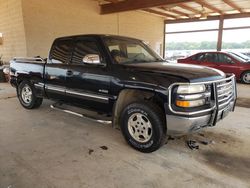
[177,84,205,94]
[175,84,209,108]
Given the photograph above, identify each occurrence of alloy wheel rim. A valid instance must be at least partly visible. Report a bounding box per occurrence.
[127,113,153,143]
[243,73,250,83]
[21,85,32,104]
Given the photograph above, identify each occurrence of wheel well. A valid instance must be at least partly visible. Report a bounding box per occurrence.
[112,89,166,129]
[16,75,31,85]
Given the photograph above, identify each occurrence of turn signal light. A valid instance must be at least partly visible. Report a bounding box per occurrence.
[176,100,190,107]
[176,99,205,108]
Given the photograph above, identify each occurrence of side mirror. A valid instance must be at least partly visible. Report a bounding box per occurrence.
[83,54,101,64]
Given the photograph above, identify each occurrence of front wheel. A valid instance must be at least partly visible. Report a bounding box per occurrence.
[18,80,43,109]
[241,71,250,84]
[120,102,166,153]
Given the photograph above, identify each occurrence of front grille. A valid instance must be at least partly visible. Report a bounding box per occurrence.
[216,78,235,109]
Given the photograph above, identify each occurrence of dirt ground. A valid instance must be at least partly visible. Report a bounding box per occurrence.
[0,83,250,188]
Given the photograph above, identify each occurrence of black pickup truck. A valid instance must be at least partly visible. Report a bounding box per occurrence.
[10,34,237,152]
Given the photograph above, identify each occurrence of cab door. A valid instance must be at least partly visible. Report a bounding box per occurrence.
[65,37,114,113]
[44,38,73,101]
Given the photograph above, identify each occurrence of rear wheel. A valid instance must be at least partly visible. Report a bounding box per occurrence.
[120,102,166,153]
[241,71,250,84]
[18,80,43,109]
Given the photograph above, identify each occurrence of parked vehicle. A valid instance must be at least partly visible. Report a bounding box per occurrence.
[177,51,250,84]
[228,52,250,62]
[243,52,250,58]
[10,35,237,152]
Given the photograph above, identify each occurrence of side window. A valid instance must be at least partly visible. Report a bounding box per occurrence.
[203,53,217,62]
[217,54,234,64]
[71,39,101,64]
[50,39,72,64]
[192,53,205,61]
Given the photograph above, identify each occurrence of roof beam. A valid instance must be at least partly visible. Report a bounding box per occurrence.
[105,0,119,3]
[165,12,250,23]
[221,0,243,13]
[143,8,178,19]
[100,0,194,14]
[177,4,201,14]
[160,7,190,17]
[195,0,223,14]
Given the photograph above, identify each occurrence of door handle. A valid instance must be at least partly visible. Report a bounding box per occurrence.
[66,70,73,77]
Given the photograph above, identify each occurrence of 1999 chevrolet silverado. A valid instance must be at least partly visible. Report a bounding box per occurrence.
[10,35,237,152]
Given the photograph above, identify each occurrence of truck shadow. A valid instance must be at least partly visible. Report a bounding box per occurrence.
[202,151,250,181]
[236,97,250,108]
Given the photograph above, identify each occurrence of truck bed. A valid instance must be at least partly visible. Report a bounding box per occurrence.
[10,57,45,88]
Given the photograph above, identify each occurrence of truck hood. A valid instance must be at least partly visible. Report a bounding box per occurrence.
[125,62,225,83]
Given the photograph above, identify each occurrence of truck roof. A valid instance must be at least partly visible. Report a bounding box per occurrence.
[54,34,143,42]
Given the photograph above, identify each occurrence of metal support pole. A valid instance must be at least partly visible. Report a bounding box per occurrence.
[217,16,224,51]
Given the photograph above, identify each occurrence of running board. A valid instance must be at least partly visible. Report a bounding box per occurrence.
[50,103,112,125]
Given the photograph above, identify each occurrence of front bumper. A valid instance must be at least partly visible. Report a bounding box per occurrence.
[166,101,235,136]
[166,74,237,136]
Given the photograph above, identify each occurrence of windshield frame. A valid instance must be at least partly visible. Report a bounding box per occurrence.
[102,36,164,65]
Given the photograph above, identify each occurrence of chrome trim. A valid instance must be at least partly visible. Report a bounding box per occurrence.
[34,83,45,88]
[46,85,65,93]
[166,114,211,135]
[178,92,210,100]
[14,57,44,63]
[218,90,232,98]
[218,94,233,103]
[217,85,233,93]
[50,104,112,125]
[15,60,44,63]
[167,100,235,135]
[219,97,234,108]
[66,90,109,102]
[168,74,236,116]
[13,57,44,64]
[45,84,114,102]
[217,81,233,88]
[14,57,44,60]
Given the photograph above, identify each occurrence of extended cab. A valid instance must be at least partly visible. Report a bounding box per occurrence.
[10,35,237,152]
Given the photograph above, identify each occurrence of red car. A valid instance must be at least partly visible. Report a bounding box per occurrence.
[178,51,250,84]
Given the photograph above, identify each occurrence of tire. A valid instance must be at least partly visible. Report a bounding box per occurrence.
[241,71,250,84]
[120,102,166,153]
[17,80,43,109]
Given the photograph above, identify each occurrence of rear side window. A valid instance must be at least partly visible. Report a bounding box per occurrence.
[71,38,101,64]
[50,39,72,64]
[203,53,217,62]
[192,53,205,61]
[217,54,234,64]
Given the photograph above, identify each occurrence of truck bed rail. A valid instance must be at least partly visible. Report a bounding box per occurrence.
[13,57,44,63]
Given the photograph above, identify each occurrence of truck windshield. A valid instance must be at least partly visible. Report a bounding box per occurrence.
[103,37,164,64]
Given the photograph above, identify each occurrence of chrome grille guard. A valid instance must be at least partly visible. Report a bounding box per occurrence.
[168,74,237,125]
